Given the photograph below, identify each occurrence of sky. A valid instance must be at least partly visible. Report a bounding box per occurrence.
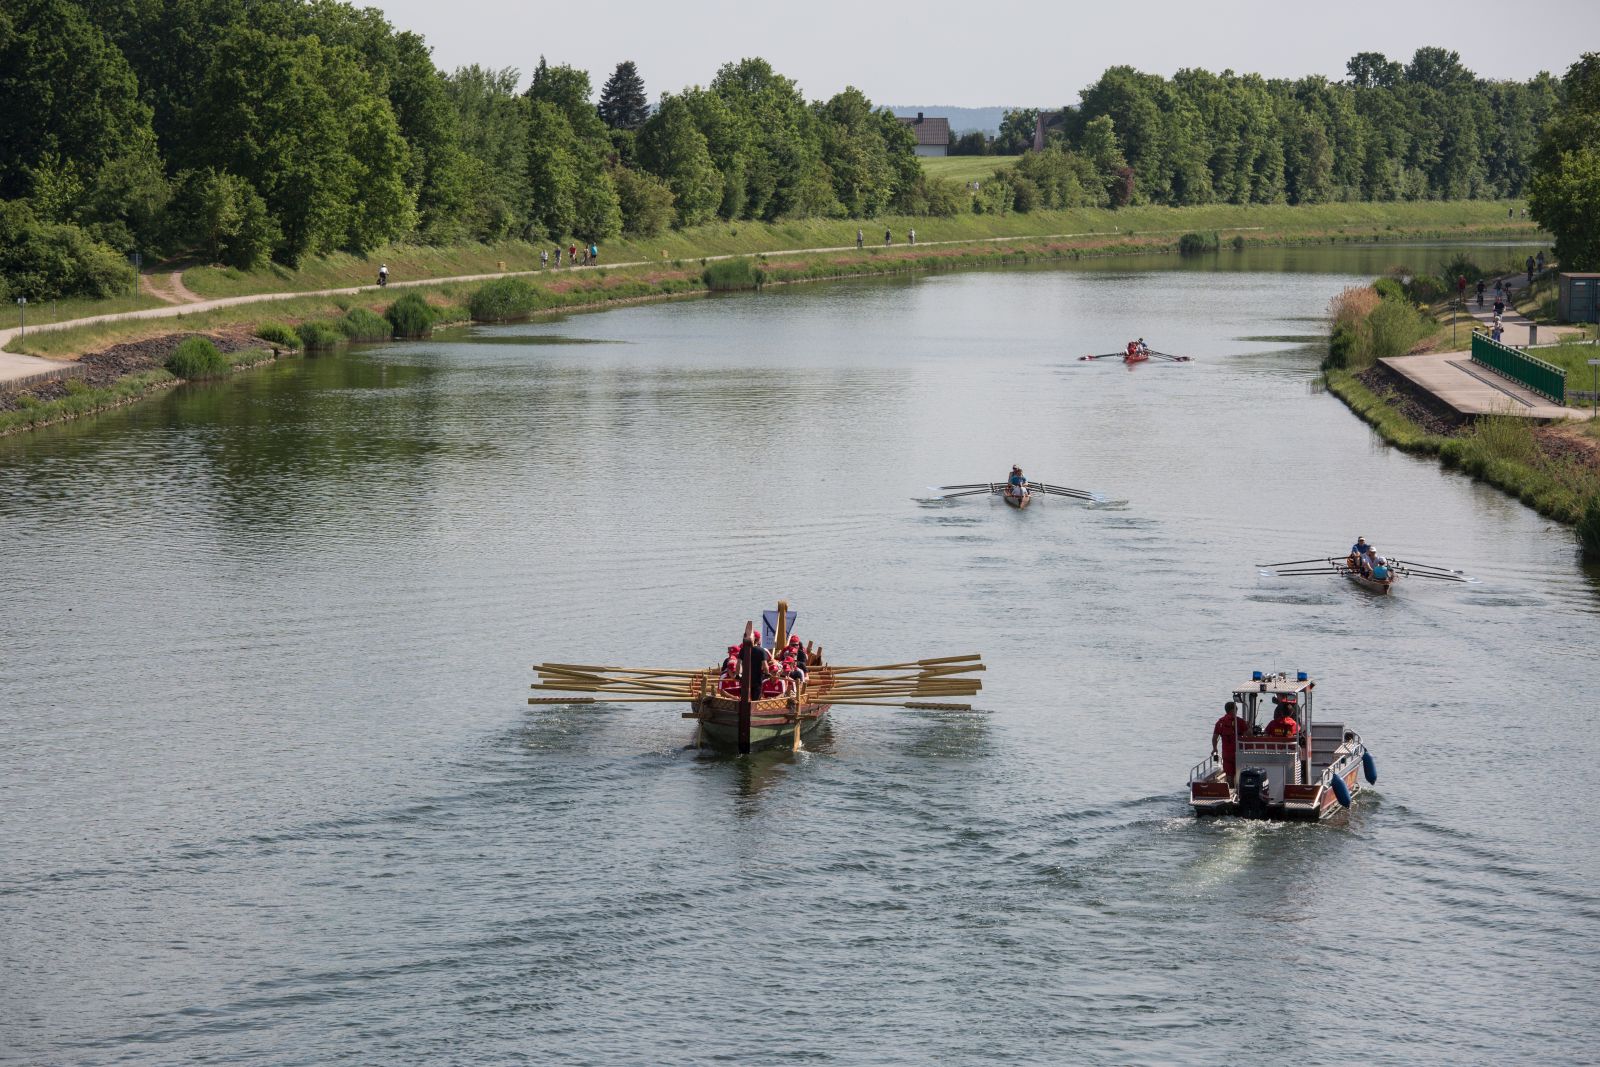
[368,0,1592,104]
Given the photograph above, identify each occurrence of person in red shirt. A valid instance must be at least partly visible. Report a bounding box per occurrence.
[1266,695,1301,738]
[1212,701,1244,782]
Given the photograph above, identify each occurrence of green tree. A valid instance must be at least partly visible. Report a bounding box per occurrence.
[0,0,158,204]
[598,60,650,130]
[1528,54,1600,270]
[193,27,414,263]
[446,65,531,239]
[637,94,722,226]
[611,165,674,236]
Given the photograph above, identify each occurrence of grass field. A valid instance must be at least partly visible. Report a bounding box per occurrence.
[2,292,165,335]
[917,155,1018,183]
[175,200,1537,301]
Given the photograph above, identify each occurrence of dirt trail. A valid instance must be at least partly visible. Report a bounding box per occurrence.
[142,269,206,306]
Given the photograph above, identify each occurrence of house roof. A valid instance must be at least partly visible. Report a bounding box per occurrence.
[897,113,950,147]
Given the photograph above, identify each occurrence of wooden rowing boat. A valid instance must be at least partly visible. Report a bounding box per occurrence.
[1002,489,1032,509]
[1342,564,1395,595]
[687,669,831,752]
[530,601,984,754]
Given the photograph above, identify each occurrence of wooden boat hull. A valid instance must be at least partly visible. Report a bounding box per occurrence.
[1343,568,1394,595]
[1002,490,1032,509]
[691,693,830,752]
[1124,352,1149,364]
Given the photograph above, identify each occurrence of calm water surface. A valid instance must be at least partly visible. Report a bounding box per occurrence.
[3,243,1597,1065]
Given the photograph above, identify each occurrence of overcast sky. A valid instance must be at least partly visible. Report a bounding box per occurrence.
[370,0,1590,103]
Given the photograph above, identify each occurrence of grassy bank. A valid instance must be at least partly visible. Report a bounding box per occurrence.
[1326,368,1600,537]
[142,199,1535,304]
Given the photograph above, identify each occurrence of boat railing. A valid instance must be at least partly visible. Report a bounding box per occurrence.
[1316,732,1365,787]
[1189,754,1219,783]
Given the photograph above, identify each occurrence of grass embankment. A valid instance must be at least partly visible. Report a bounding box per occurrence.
[147,199,1534,303]
[1323,258,1600,551]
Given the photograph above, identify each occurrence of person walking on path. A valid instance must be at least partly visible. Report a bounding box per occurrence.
[540,249,548,269]
[1476,278,1486,307]
[884,228,892,247]
[1527,256,1536,286]
[1457,274,1468,302]
[1537,250,1547,273]
[909,228,916,245]
[856,229,864,249]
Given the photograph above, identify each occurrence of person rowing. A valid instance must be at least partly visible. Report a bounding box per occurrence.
[1137,337,1150,357]
[1007,465,1030,503]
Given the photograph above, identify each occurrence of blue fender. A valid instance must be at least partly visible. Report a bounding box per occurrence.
[1362,750,1378,785]
[1330,773,1353,808]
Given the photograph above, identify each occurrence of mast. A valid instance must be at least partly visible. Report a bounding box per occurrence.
[774,599,789,649]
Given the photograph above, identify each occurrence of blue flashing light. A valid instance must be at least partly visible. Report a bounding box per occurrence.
[1252,670,1264,680]
[1297,671,1308,681]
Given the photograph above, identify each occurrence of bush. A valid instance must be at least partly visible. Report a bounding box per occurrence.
[385,292,435,338]
[296,320,344,350]
[1231,234,1246,251]
[1365,297,1431,359]
[254,323,301,349]
[164,337,229,380]
[1373,277,1407,303]
[338,307,392,341]
[1178,231,1219,256]
[469,277,540,322]
[1405,274,1450,304]
[1579,494,1600,556]
[702,259,765,291]
[1440,253,1484,283]
[0,201,136,300]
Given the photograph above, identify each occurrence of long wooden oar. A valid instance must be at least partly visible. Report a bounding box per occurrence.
[937,483,999,490]
[1394,568,1468,583]
[1255,556,1339,568]
[1392,558,1467,574]
[1148,351,1193,362]
[932,488,997,499]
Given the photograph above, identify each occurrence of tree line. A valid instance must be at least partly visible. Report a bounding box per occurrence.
[0,0,1591,302]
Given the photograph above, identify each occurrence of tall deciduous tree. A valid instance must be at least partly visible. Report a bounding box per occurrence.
[637,94,722,227]
[598,61,650,130]
[1528,53,1600,271]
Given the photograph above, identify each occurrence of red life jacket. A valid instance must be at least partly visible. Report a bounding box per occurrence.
[1266,715,1299,738]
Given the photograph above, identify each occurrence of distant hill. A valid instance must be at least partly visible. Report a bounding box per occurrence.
[888,106,1026,137]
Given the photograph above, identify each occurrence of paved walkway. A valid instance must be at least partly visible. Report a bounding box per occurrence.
[1381,270,1594,420]
[0,225,1268,382]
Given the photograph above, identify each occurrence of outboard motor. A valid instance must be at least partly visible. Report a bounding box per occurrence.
[1237,768,1272,819]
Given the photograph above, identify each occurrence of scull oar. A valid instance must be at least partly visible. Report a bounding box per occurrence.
[1255,556,1340,568]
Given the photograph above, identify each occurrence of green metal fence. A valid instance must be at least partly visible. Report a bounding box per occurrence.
[1470,333,1566,404]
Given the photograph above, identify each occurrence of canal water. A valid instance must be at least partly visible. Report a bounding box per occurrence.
[3,242,1596,1065]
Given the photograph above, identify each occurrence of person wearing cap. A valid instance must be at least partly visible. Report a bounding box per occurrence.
[1136,336,1149,357]
[1265,695,1301,738]
[719,646,742,694]
[1370,552,1390,581]
[1007,465,1030,503]
[1211,701,1244,784]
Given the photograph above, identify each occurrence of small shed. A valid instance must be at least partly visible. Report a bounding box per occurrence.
[898,112,950,157]
[1558,273,1600,323]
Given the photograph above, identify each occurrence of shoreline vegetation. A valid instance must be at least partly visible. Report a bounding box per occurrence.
[0,202,1540,439]
[1318,252,1600,552]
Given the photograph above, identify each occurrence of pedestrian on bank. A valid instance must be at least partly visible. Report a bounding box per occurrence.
[1491,321,1504,343]
[1457,274,1467,302]
[540,249,548,269]
[909,228,916,245]
[1476,279,1486,307]
[569,244,577,265]
[554,247,561,267]
[1526,255,1536,285]
[856,229,864,249]
[885,228,892,246]
[1537,250,1546,273]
